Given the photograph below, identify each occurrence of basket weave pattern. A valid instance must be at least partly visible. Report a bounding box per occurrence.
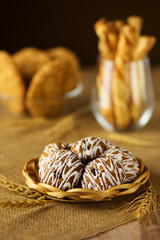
[23,158,150,202]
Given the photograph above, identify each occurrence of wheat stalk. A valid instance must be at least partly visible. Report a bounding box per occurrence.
[0,173,55,208]
[0,173,46,199]
[0,199,50,208]
[122,186,160,224]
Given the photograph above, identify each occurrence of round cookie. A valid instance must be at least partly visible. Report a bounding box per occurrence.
[12,47,50,85]
[0,50,26,115]
[47,46,80,71]
[82,156,126,191]
[25,59,69,116]
[71,137,112,163]
[39,149,83,191]
[47,46,80,92]
[103,145,140,183]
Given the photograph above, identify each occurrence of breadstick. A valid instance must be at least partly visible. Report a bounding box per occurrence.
[133,36,156,60]
[130,36,156,123]
[112,25,137,129]
[94,18,113,60]
[127,16,143,124]
[114,20,124,33]
[94,18,107,38]
[98,59,115,125]
[127,16,143,41]
[94,18,119,60]
[94,19,119,125]
[130,60,144,123]
[98,22,120,124]
[106,21,119,54]
[94,19,111,104]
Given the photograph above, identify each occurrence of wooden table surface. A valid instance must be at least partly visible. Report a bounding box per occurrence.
[89,211,160,240]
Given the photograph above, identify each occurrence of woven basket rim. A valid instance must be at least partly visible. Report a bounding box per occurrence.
[22,157,150,202]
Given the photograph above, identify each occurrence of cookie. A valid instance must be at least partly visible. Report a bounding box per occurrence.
[12,47,50,86]
[47,46,80,70]
[103,145,140,183]
[38,137,140,192]
[47,46,80,92]
[39,149,84,191]
[82,157,126,191]
[25,59,69,116]
[0,50,26,115]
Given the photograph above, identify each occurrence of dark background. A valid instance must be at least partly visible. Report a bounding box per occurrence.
[0,0,159,66]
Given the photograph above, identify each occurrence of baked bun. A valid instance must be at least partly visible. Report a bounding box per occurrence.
[38,137,140,192]
[71,137,112,163]
[39,145,83,191]
[103,145,140,183]
[82,157,126,191]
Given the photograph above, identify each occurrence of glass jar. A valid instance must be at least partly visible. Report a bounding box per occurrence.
[91,57,155,131]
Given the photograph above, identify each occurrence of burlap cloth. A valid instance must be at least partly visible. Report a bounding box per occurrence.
[0,67,160,240]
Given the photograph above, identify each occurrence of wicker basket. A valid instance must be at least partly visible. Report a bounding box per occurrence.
[22,158,150,202]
